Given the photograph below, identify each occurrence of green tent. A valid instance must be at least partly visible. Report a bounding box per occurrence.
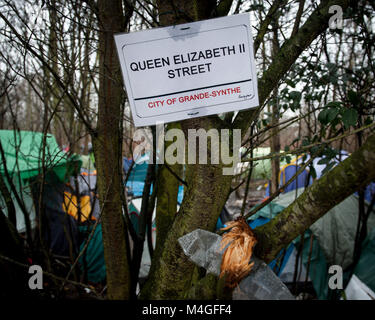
[0,130,80,181]
[0,130,81,232]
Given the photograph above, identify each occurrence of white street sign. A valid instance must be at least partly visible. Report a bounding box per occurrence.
[114,13,259,127]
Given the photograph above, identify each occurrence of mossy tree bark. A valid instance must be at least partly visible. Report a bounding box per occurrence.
[270,13,280,194]
[141,118,233,299]
[154,159,182,257]
[94,0,131,300]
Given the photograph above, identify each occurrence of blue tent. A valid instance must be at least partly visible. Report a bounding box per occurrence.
[265,151,351,197]
[124,154,149,197]
[123,153,182,203]
[265,161,312,197]
[364,182,375,203]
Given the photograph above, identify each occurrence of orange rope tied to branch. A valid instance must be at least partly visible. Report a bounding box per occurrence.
[219,217,257,288]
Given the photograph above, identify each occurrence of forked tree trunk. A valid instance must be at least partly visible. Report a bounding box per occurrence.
[141,0,354,300]
[141,112,233,299]
[140,0,230,300]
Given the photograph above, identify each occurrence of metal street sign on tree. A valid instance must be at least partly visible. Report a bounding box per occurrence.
[115,13,259,127]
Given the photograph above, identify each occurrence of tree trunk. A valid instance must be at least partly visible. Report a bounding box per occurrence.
[94,0,131,300]
[141,112,233,298]
[140,0,229,300]
[154,159,182,255]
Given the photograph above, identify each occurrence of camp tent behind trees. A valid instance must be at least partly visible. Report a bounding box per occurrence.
[248,185,375,300]
[246,148,375,299]
[0,130,107,284]
[263,150,350,197]
[0,130,81,232]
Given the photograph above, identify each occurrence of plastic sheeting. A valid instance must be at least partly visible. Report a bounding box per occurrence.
[178,229,295,300]
[178,229,225,276]
[233,257,295,300]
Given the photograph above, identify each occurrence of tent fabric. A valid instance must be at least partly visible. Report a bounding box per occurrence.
[0,130,81,233]
[1,177,36,233]
[309,195,375,270]
[248,201,286,222]
[278,246,309,283]
[126,154,149,181]
[0,130,104,283]
[125,154,150,197]
[127,197,157,279]
[265,162,311,197]
[295,151,349,180]
[264,151,351,197]
[80,155,95,171]
[32,170,105,283]
[63,171,104,283]
[247,193,328,298]
[69,169,97,194]
[345,274,375,300]
[78,224,106,283]
[363,182,375,203]
[268,243,295,277]
[298,230,330,300]
[123,157,133,173]
[279,163,312,193]
[0,130,80,182]
[270,185,375,272]
[270,187,375,271]
[353,228,375,293]
[247,200,297,277]
[35,178,80,257]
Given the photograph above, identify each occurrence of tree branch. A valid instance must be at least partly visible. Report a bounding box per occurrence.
[253,0,288,55]
[254,131,375,263]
